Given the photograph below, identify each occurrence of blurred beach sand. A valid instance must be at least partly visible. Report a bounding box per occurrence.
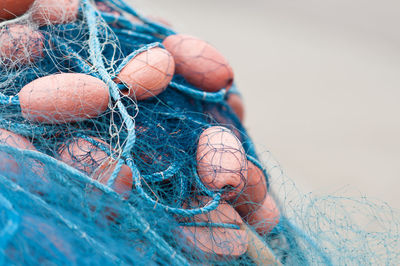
[129,0,400,210]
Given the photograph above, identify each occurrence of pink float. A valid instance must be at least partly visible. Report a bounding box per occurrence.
[0,24,44,66]
[18,73,109,124]
[116,47,175,100]
[163,34,234,92]
[196,126,247,200]
[0,0,34,20]
[178,197,248,259]
[234,161,280,235]
[31,0,79,25]
[58,136,133,197]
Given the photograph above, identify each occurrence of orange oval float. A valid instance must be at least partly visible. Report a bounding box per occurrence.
[178,198,248,259]
[0,128,36,150]
[0,0,34,20]
[0,129,48,195]
[18,73,109,124]
[196,126,247,200]
[0,128,36,175]
[234,161,280,236]
[31,0,79,25]
[58,137,108,174]
[116,47,175,100]
[58,136,133,197]
[0,24,44,66]
[163,34,234,92]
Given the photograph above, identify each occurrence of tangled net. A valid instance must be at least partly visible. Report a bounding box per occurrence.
[0,0,399,265]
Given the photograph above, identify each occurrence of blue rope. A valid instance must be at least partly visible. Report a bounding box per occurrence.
[142,162,182,183]
[112,28,160,42]
[178,222,240,230]
[82,0,139,189]
[170,82,226,103]
[76,134,113,157]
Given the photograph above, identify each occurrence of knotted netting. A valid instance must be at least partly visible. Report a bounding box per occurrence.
[0,0,399,265]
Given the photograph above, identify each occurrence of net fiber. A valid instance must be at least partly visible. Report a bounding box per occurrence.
[0,0,398,265]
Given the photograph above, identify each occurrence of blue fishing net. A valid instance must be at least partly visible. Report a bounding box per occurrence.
[0,0,399,265]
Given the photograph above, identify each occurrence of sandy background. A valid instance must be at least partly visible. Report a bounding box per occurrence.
[128,0,400,210]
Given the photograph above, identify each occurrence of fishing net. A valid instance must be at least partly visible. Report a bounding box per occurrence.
[0,0,399,265]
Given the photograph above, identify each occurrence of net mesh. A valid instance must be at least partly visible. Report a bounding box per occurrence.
[0,0,398,265]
